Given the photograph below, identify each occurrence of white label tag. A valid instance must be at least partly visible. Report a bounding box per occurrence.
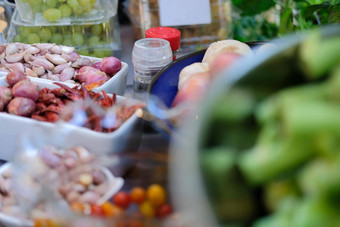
[158,0,211,27]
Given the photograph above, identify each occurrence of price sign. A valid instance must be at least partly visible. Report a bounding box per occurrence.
[158,0,211,26]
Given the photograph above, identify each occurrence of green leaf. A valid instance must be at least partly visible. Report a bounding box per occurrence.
[233,0,276,15]
[279,8,294,35]
[328,4,340,22]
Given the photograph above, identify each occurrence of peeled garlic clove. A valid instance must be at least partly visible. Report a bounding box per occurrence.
[25,68,38,77]
[5,63,25,73]
[59,67,75,82]
[5,44,18,56]
[45,53,67,65]
[5,52,24,63]
[78,173,93,187]
[32,58,54,71]
[50,45,62,55]
[61,45,75,54]
[32,66,45,76]
[25,46,40,55]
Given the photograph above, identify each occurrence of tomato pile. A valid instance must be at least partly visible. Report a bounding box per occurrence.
[33,184,172,226]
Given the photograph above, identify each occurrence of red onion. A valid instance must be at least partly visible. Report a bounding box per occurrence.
[5,71,26,87]
[100,57,122,75]
[0,87,13,108]
[12,80,39,102]
[7,97,36,117]
[92,62,102,70]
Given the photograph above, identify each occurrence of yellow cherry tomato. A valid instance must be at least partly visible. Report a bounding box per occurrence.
[147,184,166,207]
[139,201,155,218]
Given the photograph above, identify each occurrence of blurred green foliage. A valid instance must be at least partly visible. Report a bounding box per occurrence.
[231,0,340,42]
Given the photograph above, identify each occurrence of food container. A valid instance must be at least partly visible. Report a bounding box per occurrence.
[0,53,128,96]
[170,25,340,226]
[0,76,143,161]
[6,9,122,58]
[0,162,124,227]
[127,0,232,55]
[14,0,118,26]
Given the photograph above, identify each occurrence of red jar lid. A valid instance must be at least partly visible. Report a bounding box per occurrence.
[145,27,181,51]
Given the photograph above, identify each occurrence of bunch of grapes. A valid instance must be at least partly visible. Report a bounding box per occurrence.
[13,20,115,58]
[20,0,97,21]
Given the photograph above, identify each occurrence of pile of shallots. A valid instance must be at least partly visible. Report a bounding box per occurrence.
[0,43,122,89]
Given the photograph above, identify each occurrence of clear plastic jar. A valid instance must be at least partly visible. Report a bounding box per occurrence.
[132,38,172,100]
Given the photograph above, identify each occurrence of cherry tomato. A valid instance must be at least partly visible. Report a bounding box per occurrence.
[130,187,146,204]
[156,203,173,218]
[91,204,105,216]
[139,200,155,218]
[101,201,124,216]
[147,184,166,207]
[113,191,131,209]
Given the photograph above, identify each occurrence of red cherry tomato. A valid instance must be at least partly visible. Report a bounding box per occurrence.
[113,191,131,209]
[156,203,173,218]
[130,187,146,204]
[91,204,105,216]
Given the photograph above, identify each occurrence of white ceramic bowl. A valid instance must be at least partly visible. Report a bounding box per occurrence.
[0,77,143,161]
[0,56,128,96]
[0,163,124,227]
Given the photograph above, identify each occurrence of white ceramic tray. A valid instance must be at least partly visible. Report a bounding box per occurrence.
[0,77,143,161]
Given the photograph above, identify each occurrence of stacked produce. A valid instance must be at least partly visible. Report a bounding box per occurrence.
[0,43,122,89]
[172,39,258,107]
[0,71,143,132]
[0,145,121,223]
[200,30,340,226]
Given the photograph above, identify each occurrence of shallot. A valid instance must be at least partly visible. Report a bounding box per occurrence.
[76,66,109,86]
[12,80,39,102]
[100,56,122,75]
[0,87,12,110]
[5,71,26,87]
[7,97,36,116]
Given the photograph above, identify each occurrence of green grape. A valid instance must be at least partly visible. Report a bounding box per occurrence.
[18,26,30,38]
[59,4,72,17]
[77,49,90,56]
[92,50,106,58]
[103,49,113,57]
[50,34,63,44]
[13,35,21,43]
[87,36,100,46]
[42,3,52,11]
[72,33,84,45]
[40,28,52,42]
[31,4,42,13]
[28,27,40,34]
[90,0,96,5]
[73,5,83,15]
[91,24,103,36]
[27,34,41,44]
[72,25,83,33]
[59,0,67,2]
[79,0,90,6]
[63,38,73,47]
[46,0,58,8]
[67,0,79,8]
[82,4,92,13]
[43,8,62,21]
